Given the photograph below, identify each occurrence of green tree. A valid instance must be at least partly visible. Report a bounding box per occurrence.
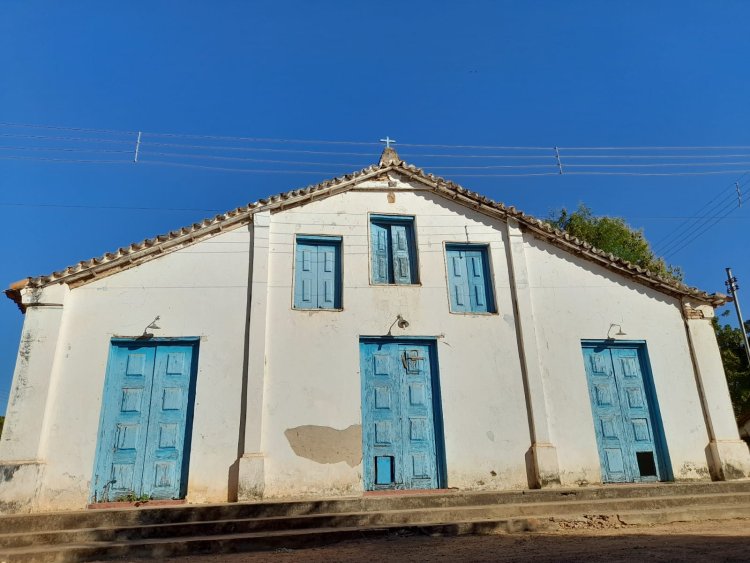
[0,416,4,439]
[546,204,683,281]
[713,317,750,417]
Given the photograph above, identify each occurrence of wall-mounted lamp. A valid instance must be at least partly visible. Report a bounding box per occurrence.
[387,314,409,336]
[139,315,161,339]
[607,323,626,339]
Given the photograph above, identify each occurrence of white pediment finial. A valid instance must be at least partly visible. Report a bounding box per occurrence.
[379,136,396,149]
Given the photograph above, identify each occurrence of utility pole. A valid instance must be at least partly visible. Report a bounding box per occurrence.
[725,267,750,366]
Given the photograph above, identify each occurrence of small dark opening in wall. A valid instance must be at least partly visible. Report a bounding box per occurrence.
[637,451,657,477]
[375,456,395,485]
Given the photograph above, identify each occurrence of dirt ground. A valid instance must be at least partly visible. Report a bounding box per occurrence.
[159,518,750,563]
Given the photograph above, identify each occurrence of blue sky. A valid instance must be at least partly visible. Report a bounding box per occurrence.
[1,1,749,415]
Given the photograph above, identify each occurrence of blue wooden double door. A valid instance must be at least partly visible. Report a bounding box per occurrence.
[360,339,444,490]
[582,343,666,483]
[92,340,197,501]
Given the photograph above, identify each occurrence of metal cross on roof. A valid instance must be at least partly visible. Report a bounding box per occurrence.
[380,136,396,149]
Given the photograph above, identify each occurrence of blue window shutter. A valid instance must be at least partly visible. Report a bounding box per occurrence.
[446,245,494,313]
[295,237,341,309]
[370,216,417,285]
[318,247,339,308]
[390,224,412,284]
[371,222,390,284]
[466,250,488,312]
[446,247,469,312]
[295,242,318,308]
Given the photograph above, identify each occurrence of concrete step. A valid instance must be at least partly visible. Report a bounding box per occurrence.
[2,482,750,562]
[3,503,750,563]
[2,490,750,549]
[2,480,750,534]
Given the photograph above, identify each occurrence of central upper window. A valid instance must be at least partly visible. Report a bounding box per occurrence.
[370,215,418,285]
[294,235,342,310]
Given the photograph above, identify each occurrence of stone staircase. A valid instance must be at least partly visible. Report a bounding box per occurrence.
[2,481,750,562]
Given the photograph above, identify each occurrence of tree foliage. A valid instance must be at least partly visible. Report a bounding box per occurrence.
[0,416,4,439]
[547,203,750,419]
[713,317,750,418]
[546,204,683,281]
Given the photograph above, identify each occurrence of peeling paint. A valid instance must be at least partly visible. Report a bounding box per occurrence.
[0,464,20,483]
[0,501,23,514]
[676,461,710,481]
[721,462,748,480]
[284,424,362,467]
[18,332,35,365]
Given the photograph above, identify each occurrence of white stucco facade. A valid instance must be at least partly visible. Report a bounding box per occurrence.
[1,160,748,513]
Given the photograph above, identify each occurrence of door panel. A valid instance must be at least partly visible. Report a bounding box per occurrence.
[400,346,438,489]
[94,345,156,500]
[362,349,402,487]
[583,347,629,482]
[361,341,441,490]
[583,344,663,483]
[610,348,661,480]
[92,342,196,502]
[142,345,194,499]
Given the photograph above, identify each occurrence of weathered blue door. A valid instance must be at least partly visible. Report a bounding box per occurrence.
[92,341,197,501]
[582,343,664,483]
[360,340,443,490]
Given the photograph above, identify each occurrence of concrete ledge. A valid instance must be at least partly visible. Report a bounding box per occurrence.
[236,453,265,501]
[708,440,750,480]
[532,443,561,488]
[0,461,44,515]
[87,499,186,510]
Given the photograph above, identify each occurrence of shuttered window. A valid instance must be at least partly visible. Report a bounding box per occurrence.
[294,236,342,309]
[445,244,495,313]
[370,215,418,285]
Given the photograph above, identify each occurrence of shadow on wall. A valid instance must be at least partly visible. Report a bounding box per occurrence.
[526,237,679,307]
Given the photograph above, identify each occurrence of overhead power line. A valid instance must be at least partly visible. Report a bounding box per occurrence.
[662,199,743,259]
[0,202,223,212]
[0,199,745,221]
[3,122,750,151]
[0,133,132,144]
[0,155,133,165]
[654,191,739,254]
[2,122,750,180]
[652,173,748,251]
[654,175,748,258]
[0,145,131,155]
[138,160,344,175]
[2,152,750,178]
[9,132,750,160]
[6,138,750,169]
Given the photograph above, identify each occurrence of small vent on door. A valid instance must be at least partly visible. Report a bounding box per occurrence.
[375,456,395,485]
[636,451,657,477]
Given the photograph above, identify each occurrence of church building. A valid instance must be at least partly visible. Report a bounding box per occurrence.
[1,147,748,514]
